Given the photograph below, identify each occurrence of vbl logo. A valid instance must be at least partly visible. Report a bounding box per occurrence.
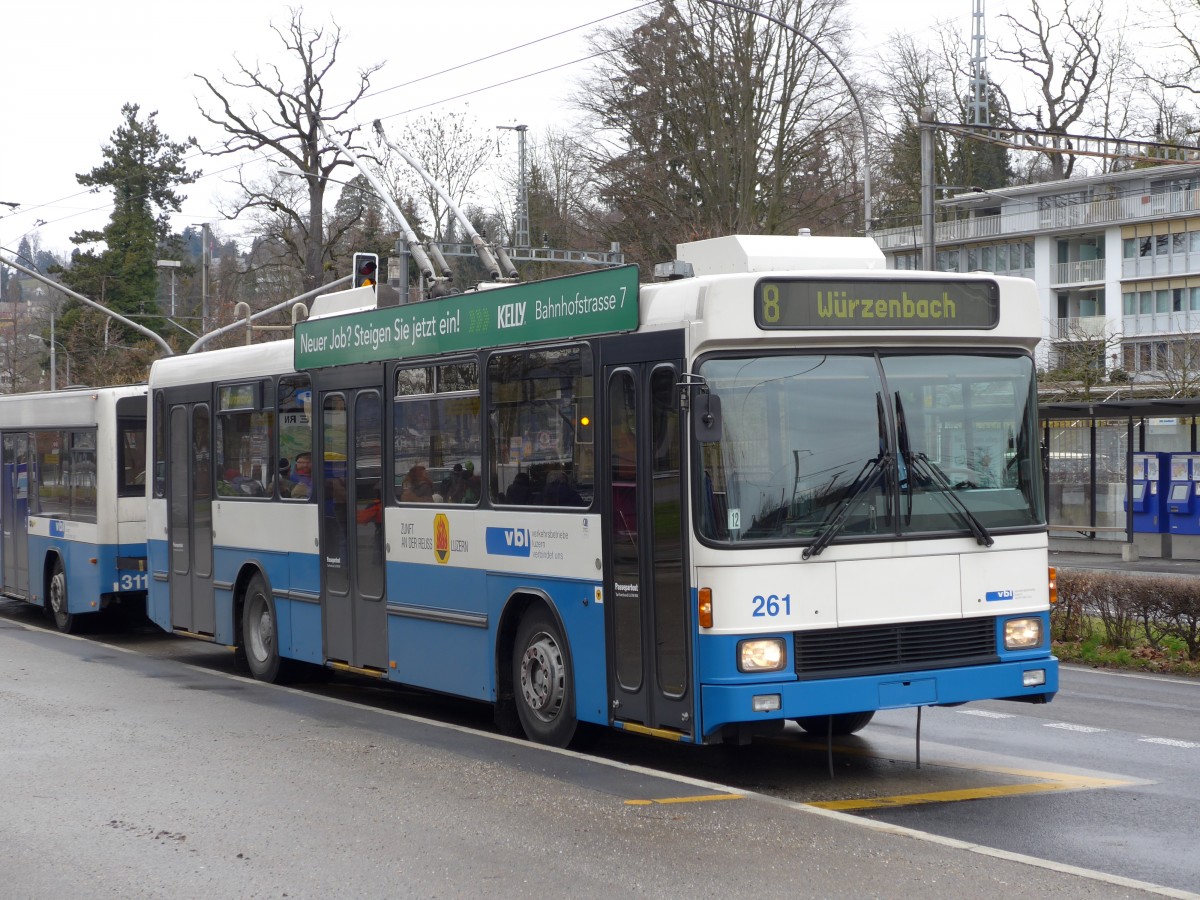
[485,526,531,557]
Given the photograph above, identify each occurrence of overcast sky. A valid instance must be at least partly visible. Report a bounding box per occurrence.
[0,1,999,259]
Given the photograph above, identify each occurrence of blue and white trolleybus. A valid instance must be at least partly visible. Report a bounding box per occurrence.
[0,385,148,631]
[145,233,1056,746]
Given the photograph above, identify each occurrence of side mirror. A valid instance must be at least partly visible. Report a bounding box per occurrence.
[693,392,723,443]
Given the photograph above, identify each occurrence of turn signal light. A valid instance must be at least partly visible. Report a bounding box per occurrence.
[698,587,713,629]
[1048,566,1057,605]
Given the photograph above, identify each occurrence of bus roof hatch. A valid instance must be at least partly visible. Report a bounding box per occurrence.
[675,234,885,276]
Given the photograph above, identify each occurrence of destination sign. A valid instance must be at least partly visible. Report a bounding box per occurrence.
[294,265,640,370]
[755,278,1000,330]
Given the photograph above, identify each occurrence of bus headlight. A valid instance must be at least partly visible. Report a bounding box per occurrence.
[738,638,786,672]
[1004,617,1043,650]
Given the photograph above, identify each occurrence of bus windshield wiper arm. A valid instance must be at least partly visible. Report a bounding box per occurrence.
[894,392,914,524]
[803,451,891,560]
[907,453,995,547]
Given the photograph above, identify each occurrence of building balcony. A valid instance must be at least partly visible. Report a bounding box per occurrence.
[873,188,1200,252]
[1050,316,1109,340]
[1052,258,1107,286]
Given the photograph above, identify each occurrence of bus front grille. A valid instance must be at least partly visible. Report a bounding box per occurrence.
[793,617,999,679]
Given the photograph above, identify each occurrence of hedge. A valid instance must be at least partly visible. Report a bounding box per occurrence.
[1053,569,1200,660]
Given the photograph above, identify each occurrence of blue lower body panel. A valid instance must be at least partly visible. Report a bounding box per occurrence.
[699,657,1058,738]
[27,534,147,615]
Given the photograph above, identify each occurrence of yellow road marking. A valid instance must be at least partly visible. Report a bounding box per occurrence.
[625,793,743,806]
[809,771,1132,811]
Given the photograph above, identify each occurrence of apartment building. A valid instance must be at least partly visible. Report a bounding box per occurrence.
[872,163,1200,381]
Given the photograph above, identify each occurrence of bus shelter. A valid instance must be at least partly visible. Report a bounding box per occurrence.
[1040,398,1200,558]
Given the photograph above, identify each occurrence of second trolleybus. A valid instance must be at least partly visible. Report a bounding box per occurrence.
[144,233,1057,746]
[0,385,149,632]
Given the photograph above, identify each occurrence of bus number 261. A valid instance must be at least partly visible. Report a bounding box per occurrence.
[752,593,791,617]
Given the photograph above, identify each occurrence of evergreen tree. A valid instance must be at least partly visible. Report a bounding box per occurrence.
[60,103,198,344]
[949,86,1013,192]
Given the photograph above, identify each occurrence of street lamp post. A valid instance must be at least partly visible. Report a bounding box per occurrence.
[30,287,58,391]
[700,0,873,235]
[25,332,68,389]
[157,259,182,317]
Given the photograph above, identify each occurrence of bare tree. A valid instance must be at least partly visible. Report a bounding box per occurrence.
[1146,329,1200,397]
[576,0,862,269]
[490,127,602,253]
[872,30,960,224]
[1041,318,1123,401]
[196,10,383,291]
[994,0,1106,180]
[1150,0,1200,104]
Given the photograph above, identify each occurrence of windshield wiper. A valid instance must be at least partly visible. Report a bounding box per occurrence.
[803,396,892,560]
[802,453,891,559]
[907,452,995,547]
[894,392,914,524]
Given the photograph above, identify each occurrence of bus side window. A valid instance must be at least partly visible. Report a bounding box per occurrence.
[278,375,312,502]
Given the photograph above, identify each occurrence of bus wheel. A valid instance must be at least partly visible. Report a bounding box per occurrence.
[48,560,77,634]
[513,608,576,747]
[794,711,875,736]
[242,574,286,683]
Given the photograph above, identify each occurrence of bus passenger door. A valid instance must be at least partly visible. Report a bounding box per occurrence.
[167,403,215,634]
[318,389,388,672]
[604,362,691,737]
[1,433,30,597]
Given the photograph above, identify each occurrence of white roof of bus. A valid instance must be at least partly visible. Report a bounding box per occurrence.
[0,384,145,428]
[150,338,296,388]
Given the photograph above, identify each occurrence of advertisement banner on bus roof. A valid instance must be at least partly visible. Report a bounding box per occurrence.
[294,265,640,370]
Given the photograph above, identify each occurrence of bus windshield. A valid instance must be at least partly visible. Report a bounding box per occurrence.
[695,352,1044,546]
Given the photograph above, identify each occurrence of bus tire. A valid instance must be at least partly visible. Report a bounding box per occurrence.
[48,559,77,634]
[512,607,576,747]
[242,574,289,683]
[794,710,875,736]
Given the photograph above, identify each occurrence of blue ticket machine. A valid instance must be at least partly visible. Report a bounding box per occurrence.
[1129,452,1169,533]
[1167,454,1200,535]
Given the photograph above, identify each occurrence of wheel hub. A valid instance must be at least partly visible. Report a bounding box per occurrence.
[50,574,66,614]
[519,633,565,722]
[249,599,274,660]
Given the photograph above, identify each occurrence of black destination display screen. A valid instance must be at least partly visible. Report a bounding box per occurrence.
[755,278,1001,330]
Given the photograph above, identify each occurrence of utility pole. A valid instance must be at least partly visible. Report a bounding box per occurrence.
[201,223,212,332]
[969,0,990,127]
[920,107,936,271]
[496,124,530,250]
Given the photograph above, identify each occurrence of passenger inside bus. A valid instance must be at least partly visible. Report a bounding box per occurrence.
[289,451,313,498]
[400,464,434,502]
[505,471,533,504]
[542,467,583,506]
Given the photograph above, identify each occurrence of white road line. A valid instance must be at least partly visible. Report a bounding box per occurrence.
[955,709,1016,719]
[1139,737,1200,749]
[1063,664,1200,687]
[1044,722,1106,733]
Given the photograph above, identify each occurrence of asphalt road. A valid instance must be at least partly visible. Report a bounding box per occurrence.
[854,668,1200,893]
[0,599,1196,898]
